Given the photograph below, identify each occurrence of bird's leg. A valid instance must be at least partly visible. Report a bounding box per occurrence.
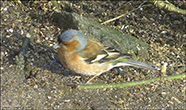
[85,74,98,84]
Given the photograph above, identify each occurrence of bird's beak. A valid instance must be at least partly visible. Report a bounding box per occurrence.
[53,42,61,49]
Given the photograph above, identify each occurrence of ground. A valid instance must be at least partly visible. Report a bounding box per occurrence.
[1,1,186,109]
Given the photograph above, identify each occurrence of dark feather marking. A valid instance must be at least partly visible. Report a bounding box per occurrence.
[84,46,133,64]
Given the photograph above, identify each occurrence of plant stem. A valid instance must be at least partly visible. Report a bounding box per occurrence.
[77,73,186,89]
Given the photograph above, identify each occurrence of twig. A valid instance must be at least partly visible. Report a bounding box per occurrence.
[16,36,30,69]
[77,73,186,89]
[14,34,30,84]
[101,2,150,25]
[149,0,186,16]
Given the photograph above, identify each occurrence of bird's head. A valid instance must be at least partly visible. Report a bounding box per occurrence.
[54,29,87,52]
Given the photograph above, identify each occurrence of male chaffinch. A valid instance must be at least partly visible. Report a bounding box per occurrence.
[54,29,156,83]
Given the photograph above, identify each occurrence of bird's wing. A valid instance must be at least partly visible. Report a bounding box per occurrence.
[78,39,104,61]
[78,39,156,70]
[78,39,132,64]
[94,46,132,63]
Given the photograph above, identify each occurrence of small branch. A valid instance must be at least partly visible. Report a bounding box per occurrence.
[101,2,151,25]
[101,0,186,25]
[77,73,186,89]
[149,0,186,16]
[16,35,30,70]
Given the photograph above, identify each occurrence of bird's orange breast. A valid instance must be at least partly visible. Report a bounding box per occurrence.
[57,47,110,76]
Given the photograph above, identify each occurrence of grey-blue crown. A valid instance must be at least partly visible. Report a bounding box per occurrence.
[58,30,87,52]
[59,30,82,42]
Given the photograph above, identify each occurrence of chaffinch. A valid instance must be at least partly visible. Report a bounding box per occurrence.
[54,29,156,83]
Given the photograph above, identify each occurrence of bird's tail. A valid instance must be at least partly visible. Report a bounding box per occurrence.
[112,58,156,70]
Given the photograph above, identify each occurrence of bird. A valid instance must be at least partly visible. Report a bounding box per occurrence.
[54,29,156,84]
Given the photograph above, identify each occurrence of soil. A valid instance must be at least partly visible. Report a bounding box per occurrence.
[1,1,185,109]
